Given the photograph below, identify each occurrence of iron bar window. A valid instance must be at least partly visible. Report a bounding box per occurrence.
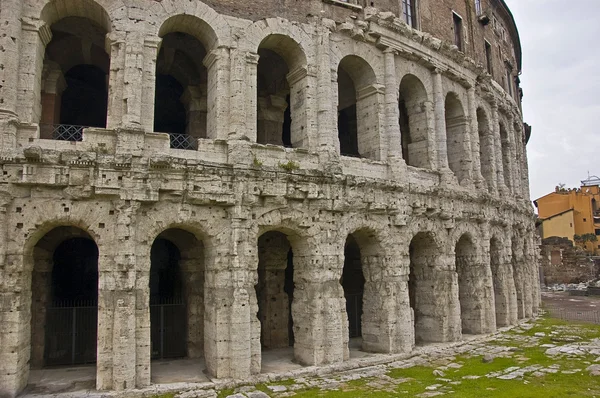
[402,0,417,27]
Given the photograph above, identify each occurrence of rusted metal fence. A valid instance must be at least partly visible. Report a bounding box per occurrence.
[44,300,97,366]
[345,293,363,338]
[544,306,600,324]
[150,297,187,359]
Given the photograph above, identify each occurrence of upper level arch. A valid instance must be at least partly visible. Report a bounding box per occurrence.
[238,18,315,64]
[336,54,383,160]
[148,0,232,49]
[444,91,470,184]
[255,34,309,148]
[38,0,113,32]
[398,73,432,169]
[158,14,220,52]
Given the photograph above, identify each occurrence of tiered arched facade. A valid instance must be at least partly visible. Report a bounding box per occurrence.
[0,0,538,396]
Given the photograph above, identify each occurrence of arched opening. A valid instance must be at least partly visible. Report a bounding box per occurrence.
[256,231,295,370]
[409,232,459,344]
[341,235,365,346]
[256,35,307,149]
[154,31,209,150]
[30,227,98,382]
[499,122,512,191]
[477,108,494,190]
[399,74,430,168]
[511,236,525,319]
[40,16,110,141]
[445,92,469,183]
[337,55,381,160]
[455,234,486,335]
[150,228,205,383]
[490,237,518,327]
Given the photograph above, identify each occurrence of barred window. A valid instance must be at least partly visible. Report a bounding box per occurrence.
[402,0,417,27]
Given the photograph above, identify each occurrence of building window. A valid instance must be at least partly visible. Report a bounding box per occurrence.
[402,0,417,27]
[583,218,587,222]
[485,41,493,75]
[453,12,463,51]
[475,0,482,15]
[595,229,600,235]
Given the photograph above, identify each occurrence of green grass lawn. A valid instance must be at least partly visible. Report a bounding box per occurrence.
[216,316,600,398]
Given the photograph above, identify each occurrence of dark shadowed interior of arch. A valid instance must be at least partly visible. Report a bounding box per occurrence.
[409,232,438,345]
[256,231,295,350]
[445,93,468,182]
[337,67,359,157]
[60,65,108,127]
[30,227,99,369]
[154,74,186,135]
[154,32,208,148]
[399,75,429,168]
[257,49,292,147]
[490,238,503,325]
[455,234,479,334]
[150,237,186,360]
[40,17,109,139]
[341,234,365,339]
[477,108,494,190]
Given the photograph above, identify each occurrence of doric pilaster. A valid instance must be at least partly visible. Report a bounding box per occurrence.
[432,69,448,170]
[467,86,485,188]
[491,102,508,196]
[204,47,231,140]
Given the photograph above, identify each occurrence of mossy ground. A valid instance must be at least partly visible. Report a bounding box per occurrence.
[215,315,600,398]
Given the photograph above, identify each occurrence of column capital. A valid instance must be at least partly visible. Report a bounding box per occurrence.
[245,51,260,64]
[203,46,230,69]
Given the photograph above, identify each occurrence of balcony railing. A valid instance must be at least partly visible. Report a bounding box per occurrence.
[42,124,86,142]
[169,133,197,150]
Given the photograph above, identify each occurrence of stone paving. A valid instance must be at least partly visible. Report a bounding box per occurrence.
[21,316,600,397]
[215,318,600,398]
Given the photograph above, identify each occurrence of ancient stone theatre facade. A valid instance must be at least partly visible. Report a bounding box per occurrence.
[0,0,539,396]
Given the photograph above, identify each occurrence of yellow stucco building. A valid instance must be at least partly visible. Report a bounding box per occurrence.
[534,176,600,254]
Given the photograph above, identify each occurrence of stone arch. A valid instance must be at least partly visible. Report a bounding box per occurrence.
[399,73,431,168]
[153,15,220,144]
[255,34,310,148]
[445,92,469,183]
[337,54,383,160]
[39,0,113,32]
[149,1,231,49]
[408,230,460,344]
[148,227,205,364]
[511,230,526,319]
[140,221,214,268]
[489,232,517,326]
[453,231,494,334]
[477,107,494,191]
[29,225,99,379]
[239,18,315,63]
[34,0,113,137]
[252,222,313,370]
[339,226,407,354]
[158,15,218,52]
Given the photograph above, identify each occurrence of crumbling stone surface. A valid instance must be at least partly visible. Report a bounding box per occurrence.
[0,1,538,397]
[540,237,598,285]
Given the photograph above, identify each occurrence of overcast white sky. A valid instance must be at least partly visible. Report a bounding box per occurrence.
[504,0,600,202]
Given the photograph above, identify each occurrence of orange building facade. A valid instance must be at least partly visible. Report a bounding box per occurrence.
[534,176,600,254]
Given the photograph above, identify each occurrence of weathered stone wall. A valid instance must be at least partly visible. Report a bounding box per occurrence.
[540,237,597,285]
[0,0,537,397]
